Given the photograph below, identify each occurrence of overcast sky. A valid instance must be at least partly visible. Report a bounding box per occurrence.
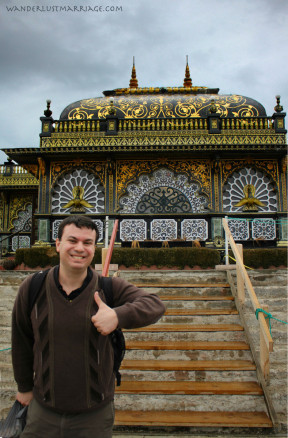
[0,0,287,164]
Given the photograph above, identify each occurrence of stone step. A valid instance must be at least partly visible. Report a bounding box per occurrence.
[114,394,267,413]
[118,271,228,284]
[0,271,31,285]
[124,349,253,361]
[160,315,241,325]
[123,331,247,342]
[141,287,232,296]
[120,370,259,382]
[162,298,235,311]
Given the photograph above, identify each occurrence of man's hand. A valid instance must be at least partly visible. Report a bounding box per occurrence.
[16,391,33,406]
[91,292,119,336]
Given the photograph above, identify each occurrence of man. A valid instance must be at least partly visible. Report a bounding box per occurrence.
[12,215,165,438]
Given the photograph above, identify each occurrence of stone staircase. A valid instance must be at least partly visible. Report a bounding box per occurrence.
[113,270,278,435]
[0,269,287,436]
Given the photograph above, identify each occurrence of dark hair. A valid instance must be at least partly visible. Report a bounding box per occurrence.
[57,216,99,243]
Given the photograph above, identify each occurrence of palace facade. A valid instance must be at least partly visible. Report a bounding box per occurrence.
[0,61,287,253]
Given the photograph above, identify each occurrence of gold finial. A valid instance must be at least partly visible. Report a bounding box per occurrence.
[274,95,283,113]
[44,99,52,117]
[129,56,138,88]
[183,55,192,88]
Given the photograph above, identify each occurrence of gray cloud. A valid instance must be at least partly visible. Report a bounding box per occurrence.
[0,0,287,163]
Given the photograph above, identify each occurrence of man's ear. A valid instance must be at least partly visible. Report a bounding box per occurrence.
[55,238,60,253]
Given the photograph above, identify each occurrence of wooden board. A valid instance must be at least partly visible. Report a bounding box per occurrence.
[164,309,238,315]
[124,324,244,332]
[135,283,230,288]
[121,359,256,371]
[115,380,263,395]
[125,340,250,350]
[114,410,272,427]
[159,295,234,301]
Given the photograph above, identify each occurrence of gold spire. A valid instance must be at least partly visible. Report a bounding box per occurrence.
[129,57,138,88]
[183,55,192,88]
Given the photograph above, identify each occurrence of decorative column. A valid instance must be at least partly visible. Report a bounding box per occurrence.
[106,158,115,213]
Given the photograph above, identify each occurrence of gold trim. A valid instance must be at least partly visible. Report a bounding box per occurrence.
[109,174,113,212]
[41,132,286,150]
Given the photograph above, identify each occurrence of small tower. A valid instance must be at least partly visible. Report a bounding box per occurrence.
[183,56,192,88]
[129,57,138,88]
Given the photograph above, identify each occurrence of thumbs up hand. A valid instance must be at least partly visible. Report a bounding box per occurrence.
[91,292,119,336]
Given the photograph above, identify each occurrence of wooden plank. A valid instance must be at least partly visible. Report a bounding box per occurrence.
[135,283,230,288]
[164,309,238,315]
[121,359,256,371]
[124,324,244,332]
[126,340,250,350]
[115,381,263,395]
[114,410,272,427]
[159,295,234,301]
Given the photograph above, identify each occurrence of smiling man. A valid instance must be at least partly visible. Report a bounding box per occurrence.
[12,215,165,438]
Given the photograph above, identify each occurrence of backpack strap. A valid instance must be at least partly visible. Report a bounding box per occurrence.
[99,276,114,308]
[28,268,50,314]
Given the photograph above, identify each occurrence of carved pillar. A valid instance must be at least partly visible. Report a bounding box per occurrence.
[106,158,115,213]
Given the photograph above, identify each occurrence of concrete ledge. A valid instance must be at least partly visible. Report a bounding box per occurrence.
[215,264,236,270]
[95,264,119,272]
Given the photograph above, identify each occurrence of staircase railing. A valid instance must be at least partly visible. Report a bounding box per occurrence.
[222,218,273,379]
[101,219,119,277]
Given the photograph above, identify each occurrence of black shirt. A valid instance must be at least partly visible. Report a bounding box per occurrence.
[54,266,93,301]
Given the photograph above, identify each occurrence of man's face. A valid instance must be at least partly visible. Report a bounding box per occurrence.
[56,224,96,272]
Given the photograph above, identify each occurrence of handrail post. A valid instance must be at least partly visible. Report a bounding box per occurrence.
[236,243,245,304]
[224,215,229,265]
[260,305,270,380]
[102,219,119,277]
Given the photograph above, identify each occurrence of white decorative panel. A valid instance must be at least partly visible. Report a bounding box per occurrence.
[52,219,103,242]
[227,219,249,241]
[12,204,32,232]
[120,168,207,213]
[52,220,62,241]
[120,220,147,242]
[181,219,208,241]
[252,219,276,240]
[151,219,177,241]
[51,169,104,214]
[12,236,30,251]
[223,168,277,212]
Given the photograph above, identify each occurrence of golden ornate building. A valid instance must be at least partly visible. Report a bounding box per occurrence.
[0,61,287,253]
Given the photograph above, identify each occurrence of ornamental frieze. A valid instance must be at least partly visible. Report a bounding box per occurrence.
[50,161,106,186]
[41,133,286,150]
[0,174,38,186]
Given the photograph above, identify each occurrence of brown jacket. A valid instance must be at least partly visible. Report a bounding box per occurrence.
[12,267,165,413]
